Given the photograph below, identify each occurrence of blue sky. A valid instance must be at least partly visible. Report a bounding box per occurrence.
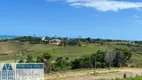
[1,0,142,40]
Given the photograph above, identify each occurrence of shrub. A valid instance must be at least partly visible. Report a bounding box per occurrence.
[71,55,93,69]
[52,57,70,71]
[25,55,35,63]
[19,58,25,63]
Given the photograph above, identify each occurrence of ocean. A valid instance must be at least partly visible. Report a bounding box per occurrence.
[0,35,19,39]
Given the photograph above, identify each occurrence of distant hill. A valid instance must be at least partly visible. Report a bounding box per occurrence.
[0,35,19,39]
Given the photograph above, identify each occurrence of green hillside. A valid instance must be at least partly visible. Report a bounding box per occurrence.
[0,41,142,68]
[0,35,141,67]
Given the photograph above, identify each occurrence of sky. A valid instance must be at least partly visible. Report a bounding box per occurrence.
[1,0,142,40]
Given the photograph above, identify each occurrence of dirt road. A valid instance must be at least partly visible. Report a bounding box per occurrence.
[46,68,142,80]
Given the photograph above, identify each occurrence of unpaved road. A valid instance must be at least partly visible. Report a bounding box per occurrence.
[46,68,142,80]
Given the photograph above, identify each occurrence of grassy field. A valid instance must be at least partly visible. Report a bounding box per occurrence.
[0,42,59,53]
[0,41,142,67]
[0,42,109,61]
[113,77,142,80]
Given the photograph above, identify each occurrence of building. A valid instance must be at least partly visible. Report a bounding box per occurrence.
[42,37,48,41]
[49,39,61,45]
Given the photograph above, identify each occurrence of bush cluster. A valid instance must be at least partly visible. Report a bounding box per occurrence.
[20,48,132,73]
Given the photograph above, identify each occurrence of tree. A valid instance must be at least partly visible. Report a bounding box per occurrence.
[104,51,116,69]
[36,52,53,73]
[113,51,125,67]
[25,55,35,63]
[112,48,132,67]
[13,36,42,44]
[91,50,106,68]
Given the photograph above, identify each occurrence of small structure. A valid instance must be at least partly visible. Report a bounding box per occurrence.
[49,39,61,45]
[42,37,48,41]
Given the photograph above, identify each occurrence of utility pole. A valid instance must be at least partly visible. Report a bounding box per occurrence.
[109,52,110,69]
[94,53,96,75]
[14,53,16,63]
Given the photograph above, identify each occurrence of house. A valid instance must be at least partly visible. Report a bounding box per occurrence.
[49,39,61,45]
[42,37,61,45]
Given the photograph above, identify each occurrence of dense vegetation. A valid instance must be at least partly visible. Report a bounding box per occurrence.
[0,36,132,46]
[18,48,132,73]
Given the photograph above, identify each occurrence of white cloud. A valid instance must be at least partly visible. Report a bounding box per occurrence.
[47,0,142,12]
